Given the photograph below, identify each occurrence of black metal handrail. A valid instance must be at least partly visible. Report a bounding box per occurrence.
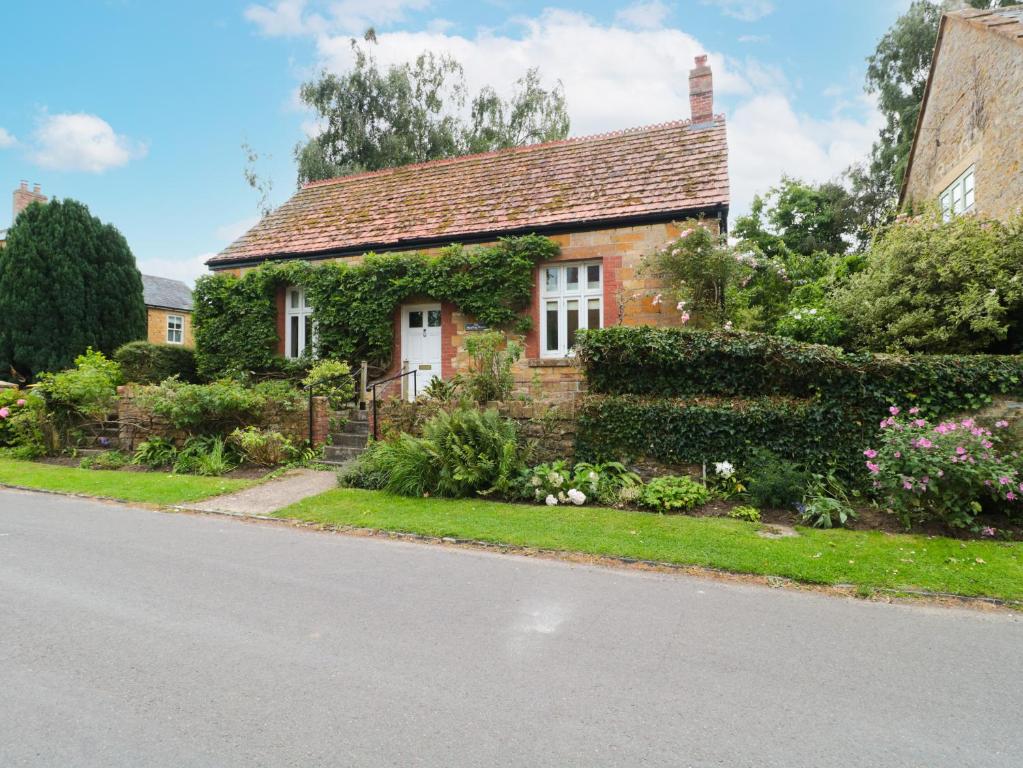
[369,367,418,440]
[302,368,367,446]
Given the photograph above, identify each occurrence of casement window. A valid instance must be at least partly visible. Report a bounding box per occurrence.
[939,166,976,221]
[540,261,603,357]
[166,315,184,345]
[285,287,315,359]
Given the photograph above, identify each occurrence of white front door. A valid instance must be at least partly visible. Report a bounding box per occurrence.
[402,304,442,401]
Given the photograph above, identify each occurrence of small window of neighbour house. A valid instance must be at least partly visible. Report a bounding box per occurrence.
[285,287,315,359]
[939,166,976,221]
[167,315,184,344]
[540,262,603,357]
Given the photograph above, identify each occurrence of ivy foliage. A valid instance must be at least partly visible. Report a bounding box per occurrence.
[193,236,557,379]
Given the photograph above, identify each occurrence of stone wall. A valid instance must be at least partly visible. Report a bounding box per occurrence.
[115,385,330,451]
[902,16,1023,221]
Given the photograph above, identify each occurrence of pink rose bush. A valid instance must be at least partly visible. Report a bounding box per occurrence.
[865,409,1020,529]
[0,390,48,458]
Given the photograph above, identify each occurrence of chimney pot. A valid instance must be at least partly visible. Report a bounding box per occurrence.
[19,180,27,191]
[32,184,40,194]
[688,53,714,124]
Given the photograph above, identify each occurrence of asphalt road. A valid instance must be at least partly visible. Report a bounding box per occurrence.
[2,489,1021,767]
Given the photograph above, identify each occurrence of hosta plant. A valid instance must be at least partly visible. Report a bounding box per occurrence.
[865,407,1021,529]
[639,475,712,513]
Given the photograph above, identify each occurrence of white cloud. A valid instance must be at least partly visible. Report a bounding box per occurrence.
[30,113,146,173]
[245,0,428,37]
[614,1,671,30]
[737,33,768,43]
[703,0,774,22]
[0,128,16,148]
[276,6,879,219]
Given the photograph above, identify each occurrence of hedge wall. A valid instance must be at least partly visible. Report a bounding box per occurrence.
[574,327,1023,414]
[573,328,1023,474]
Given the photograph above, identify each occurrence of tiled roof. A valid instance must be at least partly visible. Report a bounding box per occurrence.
[142,274,193,311]
[951,4,1023,45]
[210,117,729,266]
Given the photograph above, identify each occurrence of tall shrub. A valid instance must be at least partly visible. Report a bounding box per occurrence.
[0,199,146,378]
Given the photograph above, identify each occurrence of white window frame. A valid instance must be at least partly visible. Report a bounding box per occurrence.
[939,165,976,221]
[166,314,184,345]
[285,287,315,359]
[539,261,603,358]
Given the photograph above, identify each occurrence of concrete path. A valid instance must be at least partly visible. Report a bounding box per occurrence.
[184,467,336,516]
[2,488,1021,767]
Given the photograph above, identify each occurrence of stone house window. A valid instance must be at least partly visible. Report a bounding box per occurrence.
[540,261,602,358]
[285,287,315,359]
[166,314,184,345]
[940,165,976,221]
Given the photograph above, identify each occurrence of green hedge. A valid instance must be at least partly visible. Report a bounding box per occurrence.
[574,327,1023,414]
[576,395,867,473]
[114,341,197,384]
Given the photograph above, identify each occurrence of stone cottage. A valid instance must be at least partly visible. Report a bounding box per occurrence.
[900,5,1023,221]
[209,56,729,399]
[141,274,194,348]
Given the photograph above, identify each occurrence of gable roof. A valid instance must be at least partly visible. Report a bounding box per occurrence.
[899,4,1023,205]
[142,274,193,311]
[209,117,729,267]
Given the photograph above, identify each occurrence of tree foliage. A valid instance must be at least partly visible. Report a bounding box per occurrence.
[296,41,569,183]
[0,199,146,379]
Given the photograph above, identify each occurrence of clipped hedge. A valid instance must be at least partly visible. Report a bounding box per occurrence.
[576,395,867,473]
[114,341,197,384]
[574,327,1023,415]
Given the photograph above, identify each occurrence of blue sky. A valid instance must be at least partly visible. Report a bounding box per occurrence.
[0,0,908,283]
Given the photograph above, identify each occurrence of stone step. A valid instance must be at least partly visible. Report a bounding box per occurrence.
[323,445,366,463]
[331,433,368,449]
[339,420,369,435]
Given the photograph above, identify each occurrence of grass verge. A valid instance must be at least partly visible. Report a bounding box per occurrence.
[278,489,1023,603]
[0,458,252,505]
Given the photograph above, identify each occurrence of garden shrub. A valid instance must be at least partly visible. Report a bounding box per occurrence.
[639,475,711,513]
[0,390,48,458]
[728,505,761,523]
[831,212,1023,353]
[132,437,178,468]
[113,341,197,384]
[337,441,390,490]
[745,449,811,509]
[34,349,122,446]
[516,460,642,506]
[799,471,858,529]
[173,435,239,476]
[134,379,301,435]
[229,426,298,466]
[463,331,522,404]
[302,359,356,410]
[865,408,1022,529]
[364,407,524,498]
[193,236,558,378]
[79,451,131,470]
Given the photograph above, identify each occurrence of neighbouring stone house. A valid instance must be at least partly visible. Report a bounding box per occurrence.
[900,5,1023,222]
[209,55,729,400]
[0,181,48,248]
[141,274,194,347]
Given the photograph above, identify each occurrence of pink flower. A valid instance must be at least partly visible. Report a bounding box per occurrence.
[863,449,877,459]
[971,427,984,437]
[894,451,901,459]
[0,407,7,419]
[902,480,913,490]
[880,419,888,429]
[679,311,690,325]
[1008,492,1017,501]
[676,301,687,311]
[679,228,694,239]
[914,437,932,449]
[961,418,975,429]
[999,476,1011,485]
[866,462,880,474]
[982,440,993,449]
[995,420,1009,428]
[937,469,944,477]
[909,407,920,415]
[652,293,662,306]
[956,446,966,455]
[889,406,900,416]
[921,476,930,484]
[16,399,25,407]
[981,526,997,537]
[914,419,927,428]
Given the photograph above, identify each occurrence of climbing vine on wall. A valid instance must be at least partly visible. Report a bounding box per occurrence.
[193,235,558,378]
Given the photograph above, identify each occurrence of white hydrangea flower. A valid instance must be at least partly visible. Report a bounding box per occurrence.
[530,476,542,487]
[567,488,587,506]
[549,471,563,487]
[545,494,558,506]
[714,461,735,478]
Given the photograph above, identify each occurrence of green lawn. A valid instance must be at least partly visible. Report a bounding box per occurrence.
[0,458,252,505]
[279,489,1023,603]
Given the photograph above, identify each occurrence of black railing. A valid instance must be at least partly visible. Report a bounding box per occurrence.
[369,367,418,440]
[301,366,368,446]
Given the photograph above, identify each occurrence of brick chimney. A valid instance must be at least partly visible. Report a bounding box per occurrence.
[13,181,48,222]
[689,55,714,123]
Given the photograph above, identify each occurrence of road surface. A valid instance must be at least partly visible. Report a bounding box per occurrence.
[1,489,1020,767]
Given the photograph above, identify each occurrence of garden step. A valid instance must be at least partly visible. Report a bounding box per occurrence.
[323,445,366,463]
[339,420,369,435]
[332,433,368,449]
